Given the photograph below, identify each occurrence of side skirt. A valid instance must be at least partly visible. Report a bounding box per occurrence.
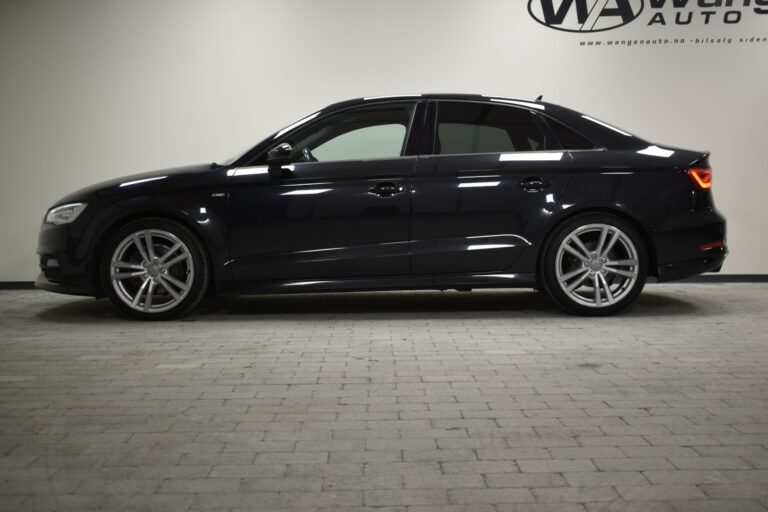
[216,273,537,296]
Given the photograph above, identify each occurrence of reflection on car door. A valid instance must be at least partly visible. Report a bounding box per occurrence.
[411,101,574,275]
[227,102,420,281]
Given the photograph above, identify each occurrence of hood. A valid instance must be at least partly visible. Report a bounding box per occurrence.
[52,163,219,205]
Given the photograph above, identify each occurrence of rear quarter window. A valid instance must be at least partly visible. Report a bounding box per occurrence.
[547,118,598,150]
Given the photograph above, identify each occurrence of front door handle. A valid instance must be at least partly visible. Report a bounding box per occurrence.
[518,177,551,193]
[369,182,405,198]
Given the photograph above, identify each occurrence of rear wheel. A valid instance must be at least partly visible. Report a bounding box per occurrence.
[541,213,647,315]
[100,218,209,320]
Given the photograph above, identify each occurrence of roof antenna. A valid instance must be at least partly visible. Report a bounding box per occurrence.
[536,95,543,101]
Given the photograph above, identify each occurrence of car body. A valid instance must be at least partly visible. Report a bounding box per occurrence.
[36,94,727,318]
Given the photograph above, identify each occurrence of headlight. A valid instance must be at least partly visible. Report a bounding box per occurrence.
[45,203,87,225]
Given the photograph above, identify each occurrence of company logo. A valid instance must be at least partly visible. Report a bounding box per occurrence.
[528,0,645,32]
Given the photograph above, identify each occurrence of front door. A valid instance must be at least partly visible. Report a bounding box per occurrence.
[228,102,419,281]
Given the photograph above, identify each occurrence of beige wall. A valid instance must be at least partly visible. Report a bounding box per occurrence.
[1,0,767,281]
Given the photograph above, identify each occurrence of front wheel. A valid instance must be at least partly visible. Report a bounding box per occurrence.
[541,214,648,316]
[100,218,209,320]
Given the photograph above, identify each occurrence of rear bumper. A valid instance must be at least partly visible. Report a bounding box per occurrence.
[657,246,727,282]
[652,208,728,282]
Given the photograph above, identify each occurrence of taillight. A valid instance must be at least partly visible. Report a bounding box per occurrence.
[688,167,712,190]
[700,240,724,251]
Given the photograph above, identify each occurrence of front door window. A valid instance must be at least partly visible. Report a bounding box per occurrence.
[283,103,415,163]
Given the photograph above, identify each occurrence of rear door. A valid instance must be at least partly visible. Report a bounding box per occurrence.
[410,100,574,274]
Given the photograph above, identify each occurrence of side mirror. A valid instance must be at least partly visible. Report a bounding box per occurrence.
[267,143,293,167]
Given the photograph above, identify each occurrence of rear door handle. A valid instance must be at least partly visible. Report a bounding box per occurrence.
[518,177,551,193]
[369,182,405,198]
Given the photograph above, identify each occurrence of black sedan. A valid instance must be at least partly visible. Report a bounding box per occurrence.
[36,94,727,319]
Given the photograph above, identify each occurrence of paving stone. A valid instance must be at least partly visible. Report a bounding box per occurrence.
[364,489,448,506]
[447,488,535,504]
[323,474,403,491]
[0,496,30,511]
[158,477,240,494]
[255,451,329,464]
[616,485,707,501]
[442,460,521,474]
[594,457,674,471]
[287,462,362,477]
[2,285,768,511]
[576,435,649,447]
[549,447,626,459]
[403,449,477,462]
[405,472,484,489]
[584,501,674,512]
[477,448,551,460]
[409,506,495,512]
[668,456,752,470]
[563,470,648,487]
[485,472,567,488]
[517,459,597,473]
[16,494,107,511]
[329,450,401,464]
[700,483,768,500]
[672,500,768,512]
[240,476,323,492]
[643,469,730,485]
[363,461,441,477]
[531,486,619,503]
[209,463,286,477]
[498,505,587,512]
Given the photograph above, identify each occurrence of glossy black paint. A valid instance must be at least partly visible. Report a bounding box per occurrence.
[228,157,416,280]
[36,94,727,300]
[410,152,573,275]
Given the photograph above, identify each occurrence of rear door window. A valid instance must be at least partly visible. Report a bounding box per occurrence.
[435,102,546,155]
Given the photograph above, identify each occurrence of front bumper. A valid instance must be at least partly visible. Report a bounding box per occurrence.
[35,222,100,297]
[35,272,96,296]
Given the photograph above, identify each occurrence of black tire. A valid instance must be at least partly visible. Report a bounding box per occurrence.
[99,218,210,320]
[540,213,648,316]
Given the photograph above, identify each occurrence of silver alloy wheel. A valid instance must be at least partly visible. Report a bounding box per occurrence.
[554,223,639,308]
[109,229,194,313]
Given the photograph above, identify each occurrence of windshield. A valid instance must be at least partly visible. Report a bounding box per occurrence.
[219,144,258,166]
[219,110,323,166]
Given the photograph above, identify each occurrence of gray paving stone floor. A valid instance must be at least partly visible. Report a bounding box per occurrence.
[1,284,767,511]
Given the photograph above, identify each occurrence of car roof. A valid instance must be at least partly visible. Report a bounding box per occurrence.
[232,94,650,167]
[324,93,550,111]
[319,94,647,149]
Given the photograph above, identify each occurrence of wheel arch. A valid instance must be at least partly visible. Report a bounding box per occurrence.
[91,210,219,297]
[535,205,658,281]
